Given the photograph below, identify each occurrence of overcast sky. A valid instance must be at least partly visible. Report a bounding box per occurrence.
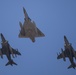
[0,0,76,75]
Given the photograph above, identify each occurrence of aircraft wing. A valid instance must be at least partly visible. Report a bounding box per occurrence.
[0,48,21,55]
[11,48,21,56]
[57,50,67,61]
[19,28,45,38]
[36,28,45,37]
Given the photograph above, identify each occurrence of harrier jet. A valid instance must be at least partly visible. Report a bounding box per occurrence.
[18,7,45,42]
[57,36,76,69]
[0,33,21,66]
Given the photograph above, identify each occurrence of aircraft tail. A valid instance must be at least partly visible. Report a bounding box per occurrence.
[68,63,76,69]
[5,60,17,66]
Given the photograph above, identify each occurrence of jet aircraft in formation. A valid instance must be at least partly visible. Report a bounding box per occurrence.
[57,36,76,69]
[18,7,45,42]
[0,33,21,66]
[0,7,45,66]
[1,6,76,70]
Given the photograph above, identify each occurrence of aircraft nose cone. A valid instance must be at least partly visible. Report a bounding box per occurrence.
[64,35,66,39]
[0,33,2,36]
[23,7,25,14]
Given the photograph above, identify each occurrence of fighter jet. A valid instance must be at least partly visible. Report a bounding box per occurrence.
[57,35,76,69]
[18,7,45,42]
[0,33,21,66]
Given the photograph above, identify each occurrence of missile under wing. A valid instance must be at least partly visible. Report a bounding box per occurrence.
[18,7,45,42]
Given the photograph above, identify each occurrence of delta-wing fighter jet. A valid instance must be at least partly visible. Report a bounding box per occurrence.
[57,36,76,69]
[0,33,21,66]
[18,7,45,42]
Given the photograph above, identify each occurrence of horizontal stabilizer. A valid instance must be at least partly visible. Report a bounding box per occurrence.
[5,60,17,66]
[68,63,76,69]
[68,64,73,69]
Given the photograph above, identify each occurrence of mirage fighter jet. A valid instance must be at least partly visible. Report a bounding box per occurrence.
[18,7,45,42]
[0,33,21,66]
[57,36,76,69]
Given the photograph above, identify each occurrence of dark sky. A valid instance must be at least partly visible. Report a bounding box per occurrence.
[0,0,76,75]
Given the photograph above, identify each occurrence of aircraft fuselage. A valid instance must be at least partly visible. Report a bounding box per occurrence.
[1,42,12,61]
